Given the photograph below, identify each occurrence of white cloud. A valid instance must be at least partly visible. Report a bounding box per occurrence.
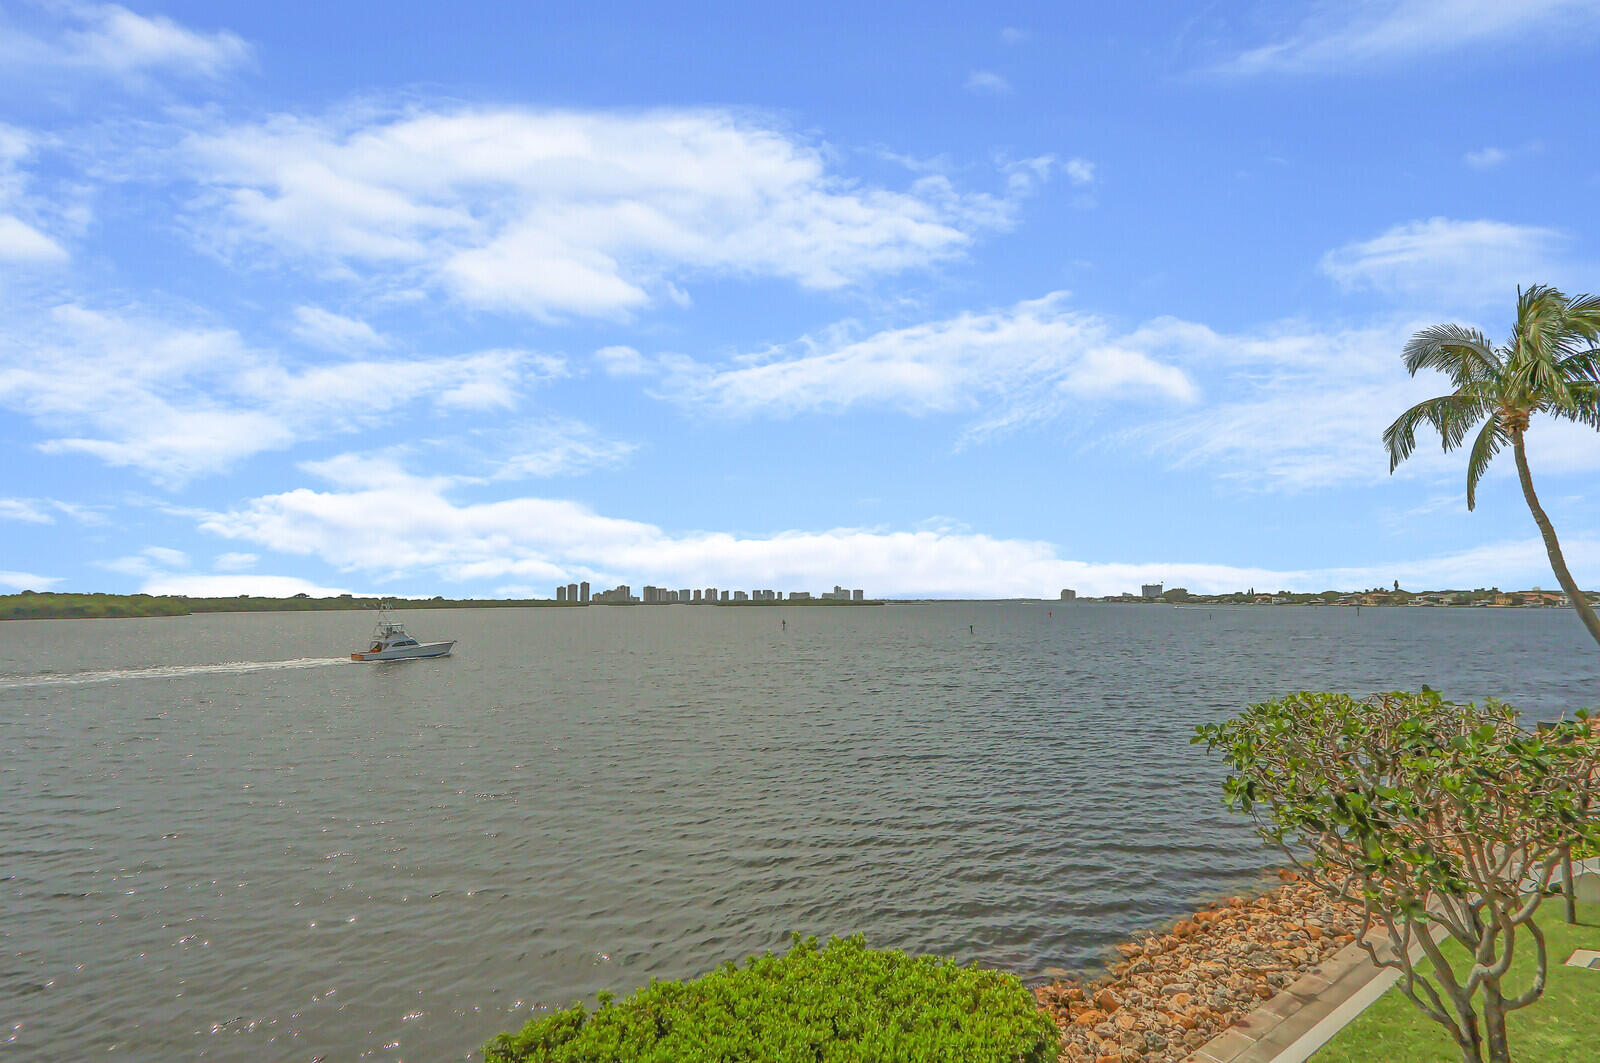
[290,306,387,351]
[1118,316,1456,490]
[0,214,66,261]
[0,570,58,590]
[141,574,354,597]
[1320,218,1580,308]
[182,107,1026,319]
[0,496,105,524]
[0,3,249,82]
[214,552,257,571]
[0,304,559,483]
[100,545,190,579]
[1063,158,1095,186]
[491,420,637,479]
[658,292,1197,439]
[999,27,1031,45]
[594,344,652,377]
[965,70,1012,95]
[0,125,69,263]
[1464,146,1507,169]
[1221,0,1600,74]
[1,498,51,523]
[190,463,1600,597]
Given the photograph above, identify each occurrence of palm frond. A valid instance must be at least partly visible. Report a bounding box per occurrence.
[1549,382,1600,431]
[1556,347,1600,384]
[1383,393,1488,471]
[1464,417,1506,511]
[1402,324,1499,385]
[1513,284,1570,368]
[1561,292,1600,343]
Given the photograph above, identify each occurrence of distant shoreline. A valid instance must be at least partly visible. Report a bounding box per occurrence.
[0,590,1578,621]
[0,591,885,621]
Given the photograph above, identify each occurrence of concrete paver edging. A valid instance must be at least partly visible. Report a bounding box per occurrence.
[1180,858,1600,1063]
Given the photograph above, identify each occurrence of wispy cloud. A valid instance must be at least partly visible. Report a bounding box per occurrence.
[594,344,651,377]
[290,306,387,351]
[1319,217,1582,308]
[0,496,106,524]
[1464,146,1507,169]
[190,460,1600,597]
[1063,158,1095,186]
[1219,0,1600,74]
[654,292,1197,439]
[181,106,1033,320]
[1117,317,1437,491]
[0,125,69,264]
[489,420,637,479]
[0,2,249,84]
[0,569,58,590]
[0,303,561,484]
[100,545,190,579]
[0,213,66,261]
[964,70,1012,95]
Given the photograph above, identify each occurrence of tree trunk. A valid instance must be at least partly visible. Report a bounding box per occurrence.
[1482,985,1511,1063]
[1564,847,1577,924]
[1512,430,1600,649]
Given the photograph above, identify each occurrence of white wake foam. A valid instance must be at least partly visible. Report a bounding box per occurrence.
[0,657,351,689]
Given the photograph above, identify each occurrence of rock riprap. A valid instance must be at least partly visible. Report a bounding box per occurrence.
[1033,873,1364,1063]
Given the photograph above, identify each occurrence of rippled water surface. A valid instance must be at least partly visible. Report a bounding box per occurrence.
[3,603,1596,1061]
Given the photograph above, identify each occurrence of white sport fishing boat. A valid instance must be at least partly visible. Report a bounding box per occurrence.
[350,605,455,662]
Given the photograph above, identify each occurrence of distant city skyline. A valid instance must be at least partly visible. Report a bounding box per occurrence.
[2,2,1598,599]
[561,583,866,603]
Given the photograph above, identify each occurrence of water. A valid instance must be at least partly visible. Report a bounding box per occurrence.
[2,603,1595,1062]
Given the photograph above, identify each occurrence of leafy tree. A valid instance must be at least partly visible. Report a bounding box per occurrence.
[1384,285,1600,647]
[1196,691,1600,1063]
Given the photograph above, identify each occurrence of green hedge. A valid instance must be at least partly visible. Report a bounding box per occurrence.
[483,934,1057,1063]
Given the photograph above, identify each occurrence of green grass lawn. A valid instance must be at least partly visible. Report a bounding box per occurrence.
[1313,901,1600,1063]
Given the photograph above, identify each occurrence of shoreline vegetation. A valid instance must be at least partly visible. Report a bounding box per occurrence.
[0,591,885,621]
[476,868,1363,1063]
[0,588,1579,621]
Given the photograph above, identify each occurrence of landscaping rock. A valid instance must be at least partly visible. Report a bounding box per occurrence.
[1035,877,1363,1063]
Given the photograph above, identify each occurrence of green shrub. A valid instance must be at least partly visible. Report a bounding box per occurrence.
[483,934,1058,1063]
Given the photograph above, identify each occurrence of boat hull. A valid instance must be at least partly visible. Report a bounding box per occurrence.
[350,641,455,662]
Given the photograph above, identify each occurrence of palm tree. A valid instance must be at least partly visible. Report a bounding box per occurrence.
[1384,285,1600,648]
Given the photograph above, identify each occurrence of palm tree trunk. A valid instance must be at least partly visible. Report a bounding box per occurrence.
[1512,429,1600,649]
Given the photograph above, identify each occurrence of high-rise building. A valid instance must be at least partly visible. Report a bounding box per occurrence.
[693,589,702,602]
[720,590,729,602]
[734,590,748,601]
[1060,589,1076,600]
[680,589,691,603]
[853,589,863,601]
[556,586,567,602]
[579,581,590,603]
[642,586,659,603]
[568,582,579,602]
[1141,583,1163,599]
[705,587,717,603]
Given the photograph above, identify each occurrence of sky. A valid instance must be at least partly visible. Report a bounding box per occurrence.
[2,0,1599,599]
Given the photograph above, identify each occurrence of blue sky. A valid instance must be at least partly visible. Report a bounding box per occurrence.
[2,0,1599,598]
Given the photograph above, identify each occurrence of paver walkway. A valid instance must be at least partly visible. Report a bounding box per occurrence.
[1184,858,1600,1063]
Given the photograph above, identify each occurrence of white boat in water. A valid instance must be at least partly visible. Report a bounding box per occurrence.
[351,607,455,662]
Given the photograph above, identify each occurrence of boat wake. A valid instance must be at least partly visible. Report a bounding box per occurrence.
[0,657,351,690]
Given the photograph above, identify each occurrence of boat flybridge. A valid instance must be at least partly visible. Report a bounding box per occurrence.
[350,602,455,662]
